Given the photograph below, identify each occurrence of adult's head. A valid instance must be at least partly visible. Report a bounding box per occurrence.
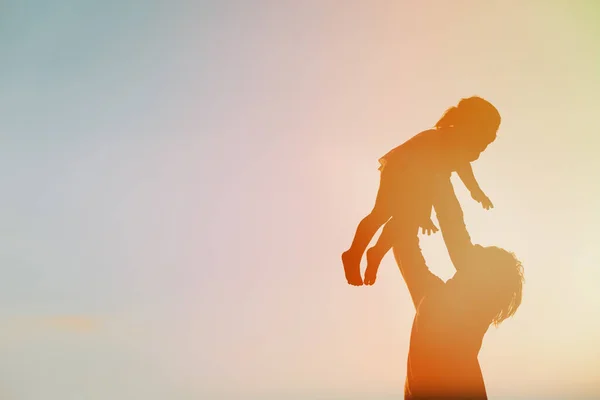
[466,245,524,326]
[436,96,501,163]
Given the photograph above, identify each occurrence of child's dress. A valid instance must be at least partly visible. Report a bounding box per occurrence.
[376,130,449,219]
[377,129,440,173]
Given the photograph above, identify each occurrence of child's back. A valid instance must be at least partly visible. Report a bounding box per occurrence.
[378,129,447,178]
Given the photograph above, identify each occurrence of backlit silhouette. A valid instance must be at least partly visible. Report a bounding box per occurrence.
[342,97,498,286]
[392,176,523,399]
[341,96,524,399]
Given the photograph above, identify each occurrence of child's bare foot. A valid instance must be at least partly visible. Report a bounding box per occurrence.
[342,250,363,286]
[364,247,382,285]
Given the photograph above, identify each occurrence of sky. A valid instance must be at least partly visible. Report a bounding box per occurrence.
[1,0,599,399]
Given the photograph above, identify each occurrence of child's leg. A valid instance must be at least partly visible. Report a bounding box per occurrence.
[364,217,398,285]
[342,171,394,286]
[342,207,390,285]
[363,187,436,285]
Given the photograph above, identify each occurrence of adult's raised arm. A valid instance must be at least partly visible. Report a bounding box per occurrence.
[433,176,475,271]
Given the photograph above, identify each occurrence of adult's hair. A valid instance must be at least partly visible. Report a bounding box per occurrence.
[477,246,525,326]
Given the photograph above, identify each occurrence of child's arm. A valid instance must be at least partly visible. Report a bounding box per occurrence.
[455,162,481,194]
[455,163,493,210]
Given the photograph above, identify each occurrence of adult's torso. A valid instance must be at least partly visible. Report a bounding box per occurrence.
[405,278,490,400]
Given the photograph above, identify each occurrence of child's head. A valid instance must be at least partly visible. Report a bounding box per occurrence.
[436,96,501,161]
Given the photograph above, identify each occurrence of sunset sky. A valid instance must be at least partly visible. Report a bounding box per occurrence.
[1,1,599,399]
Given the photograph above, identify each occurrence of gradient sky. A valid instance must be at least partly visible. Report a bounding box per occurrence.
[1,1,600,399]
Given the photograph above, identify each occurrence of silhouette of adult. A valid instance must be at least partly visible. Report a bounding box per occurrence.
[389,176,524,399]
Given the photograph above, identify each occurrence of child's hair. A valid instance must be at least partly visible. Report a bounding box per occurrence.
[436,96,501,133]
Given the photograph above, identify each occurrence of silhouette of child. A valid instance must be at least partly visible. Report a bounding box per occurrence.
[342,96,501,286]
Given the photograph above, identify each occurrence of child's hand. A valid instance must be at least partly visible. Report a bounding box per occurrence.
[471,190,494,210]
[420,218,439,236]
[479,196,494,210]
